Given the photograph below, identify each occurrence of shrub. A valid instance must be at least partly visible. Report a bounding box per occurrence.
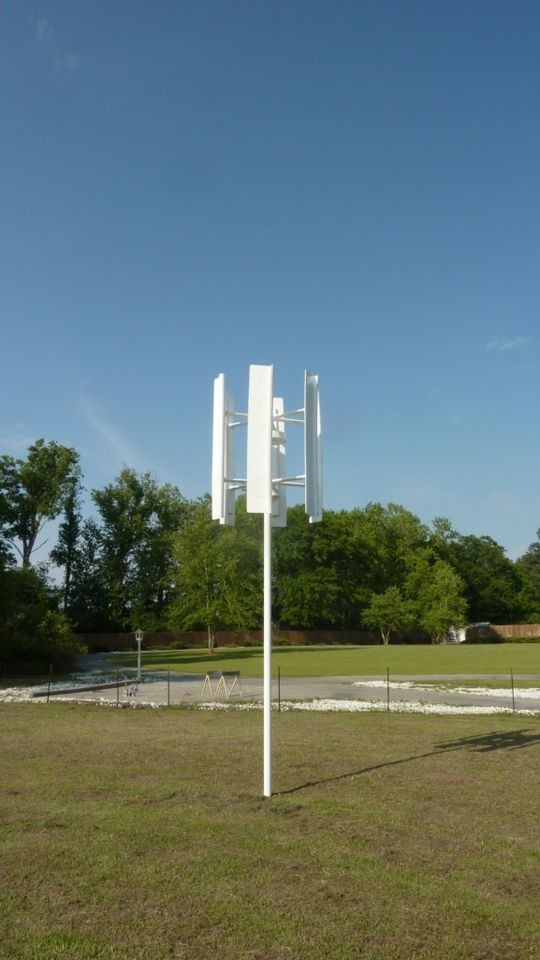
[0,566,85,673]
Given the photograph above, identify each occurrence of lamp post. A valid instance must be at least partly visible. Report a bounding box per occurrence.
[135,628,144,682]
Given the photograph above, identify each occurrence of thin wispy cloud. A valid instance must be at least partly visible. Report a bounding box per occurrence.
[55,52,82,73]
[79,395,177,486]
[80,396,140,469]
[0,429,36,454]
[486,337,530,352]
[480,490,520,514]
[29,16,81,74]
[32,17,54,43]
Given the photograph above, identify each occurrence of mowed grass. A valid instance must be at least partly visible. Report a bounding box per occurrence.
[106,643,540,678]
[1,704,539,960]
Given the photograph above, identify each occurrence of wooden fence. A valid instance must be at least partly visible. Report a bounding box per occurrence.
[489,624,540,639]
[77,624,540,651]
[79,628,435,652]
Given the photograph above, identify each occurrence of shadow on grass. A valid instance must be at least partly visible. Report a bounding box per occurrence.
[435,728,540,753]
[104,650,264,668]
[277,728,540,796]
[103,646,357,668]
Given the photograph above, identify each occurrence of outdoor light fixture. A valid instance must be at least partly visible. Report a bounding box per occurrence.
[135,628,144,682]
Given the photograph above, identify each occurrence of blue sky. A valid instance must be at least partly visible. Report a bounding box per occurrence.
[1,0,539,559]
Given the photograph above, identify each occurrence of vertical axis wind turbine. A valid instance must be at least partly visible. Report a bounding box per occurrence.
[212,365,322,796]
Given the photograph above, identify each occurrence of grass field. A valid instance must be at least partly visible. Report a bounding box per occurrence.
[1,703,539,959]
[105,643,540,679]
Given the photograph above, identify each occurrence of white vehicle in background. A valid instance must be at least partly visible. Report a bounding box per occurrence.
[447,622,491,643]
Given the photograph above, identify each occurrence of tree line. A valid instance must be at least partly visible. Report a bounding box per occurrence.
[1,440,540,668]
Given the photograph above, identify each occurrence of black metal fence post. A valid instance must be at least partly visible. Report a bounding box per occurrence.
[46,663,53,703]
[386,667,390,712]
[511,669,515,713]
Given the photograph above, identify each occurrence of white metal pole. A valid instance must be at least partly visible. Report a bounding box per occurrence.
[263,510,272,797]
[137,639,141,682]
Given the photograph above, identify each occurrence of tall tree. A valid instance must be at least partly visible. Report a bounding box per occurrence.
[167,496,261,652]
[406,555,467,643]
[431,526,526,623]
[50,475,83,613]
[377,503,431,587]
[0,440,80,567]
[61,518,110,632]
[362,586,413,644]
[516,531,540,617]
[274,507,371,629]
[92,469,187,630]
[273,503,430,630]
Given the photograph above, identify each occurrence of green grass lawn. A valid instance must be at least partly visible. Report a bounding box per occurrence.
[1,703,539,960]
[105,643,540,679]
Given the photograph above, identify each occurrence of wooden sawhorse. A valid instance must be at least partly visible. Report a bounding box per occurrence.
[201,670,242,701]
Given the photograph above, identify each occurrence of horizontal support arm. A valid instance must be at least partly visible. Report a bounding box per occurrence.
[273,407,304,421]
[273,475,306,487]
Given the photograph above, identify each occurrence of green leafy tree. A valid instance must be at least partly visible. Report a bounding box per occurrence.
[377,503,431,587]
[0,563,84,672]
[167,496,261,652]
[516,531,540,621]
[92,469,187,630]
[517,529,540,591]
[407,557,467,643]
[50,476,83,613]
[64,519,110,632]
[273,503,430,630]
[0,534,12,572]
[431,525,526,623]
[274,507,371,629]
[0,440,81,567]
[362,586,413,644]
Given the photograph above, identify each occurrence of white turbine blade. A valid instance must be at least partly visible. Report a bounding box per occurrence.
[247,364,273,514]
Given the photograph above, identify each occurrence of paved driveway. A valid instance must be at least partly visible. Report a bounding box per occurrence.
[56,670,540,713]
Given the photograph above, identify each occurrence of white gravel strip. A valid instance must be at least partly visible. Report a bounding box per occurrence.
[41,695,161,709]
[284,699,540,716]
[0,674,164,703]
[199,698,540,716]
[354,680,540,700]
[0,686,160,707]
[2,684,539,716]
[0,687,34,702]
